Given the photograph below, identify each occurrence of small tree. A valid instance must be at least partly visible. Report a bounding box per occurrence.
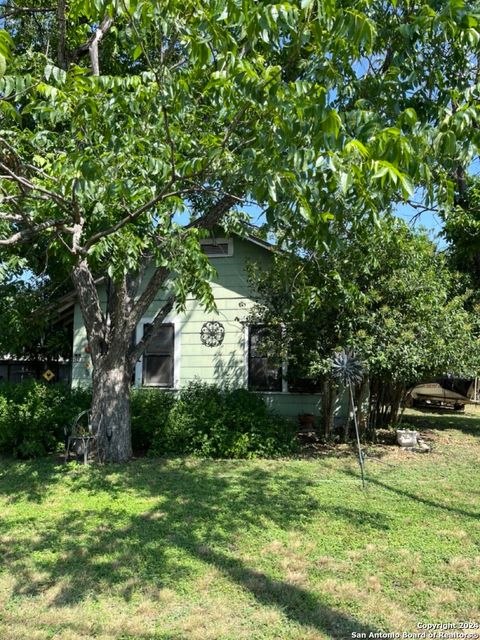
[248,215,480,438]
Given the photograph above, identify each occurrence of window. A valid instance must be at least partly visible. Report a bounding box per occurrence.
[200,238,233,257]
[142,324,174,387]
[0,364,8,382]
[287,376,323,394]
[248,325,282,392]
[9,363,36,383]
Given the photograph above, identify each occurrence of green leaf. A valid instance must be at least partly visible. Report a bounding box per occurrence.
[0,30,13,59]
[399,174,414,199]
[322,110,341,137]
[339,172,353,194]
[344,139,369,159]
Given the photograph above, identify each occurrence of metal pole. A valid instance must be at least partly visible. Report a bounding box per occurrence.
[349,380,365,489]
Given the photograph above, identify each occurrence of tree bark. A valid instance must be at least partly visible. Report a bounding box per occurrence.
[354,376,368,437]
[89,17,114,76]
[57,0,67,69]
[72,262,134,463]
[389,383,405,426]
[321,378,336,439]
[91,353,133,463]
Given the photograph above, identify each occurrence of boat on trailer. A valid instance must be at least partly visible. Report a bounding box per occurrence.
[407,377,480,411]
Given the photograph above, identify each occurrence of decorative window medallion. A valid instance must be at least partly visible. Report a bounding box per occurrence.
[200,321,225,347]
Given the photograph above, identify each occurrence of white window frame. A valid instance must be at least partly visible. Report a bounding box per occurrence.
[134,316,181,389]
[200,237,234,258]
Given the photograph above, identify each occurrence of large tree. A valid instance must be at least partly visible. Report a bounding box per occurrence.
[0,0,479,461]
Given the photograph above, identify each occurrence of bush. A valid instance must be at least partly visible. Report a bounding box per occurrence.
[151,381,298,458]
[0,380,298,459]
[0,380,90,458]
[392,422,417,431]
[130,388,175,452]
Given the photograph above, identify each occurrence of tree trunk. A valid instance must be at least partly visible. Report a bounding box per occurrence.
[343,397,351,442]
[321,378,337,440]
[389,383,405,426]
[355,376,368,437]
[91,355,133,463]
[57,0,67,69]
[367,377,380,441]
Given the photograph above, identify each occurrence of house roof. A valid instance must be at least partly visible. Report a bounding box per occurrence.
[245,232,275,251]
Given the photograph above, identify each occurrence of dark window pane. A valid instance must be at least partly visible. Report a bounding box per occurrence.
[248,326,282,391]
[288,377,322,393]
[144,355,173,386]
[143,324,174,354]
[201,243,229,256]
[143,323,174,387]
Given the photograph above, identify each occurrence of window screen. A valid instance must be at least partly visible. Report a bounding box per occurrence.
[142,324,174,387]
[9,364,36,383]
[201,242,230,256]
[248,325,282,392]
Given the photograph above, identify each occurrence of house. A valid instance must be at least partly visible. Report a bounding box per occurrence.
[71,233,327,420]
[0,357,71,384]
[0,300,73,384]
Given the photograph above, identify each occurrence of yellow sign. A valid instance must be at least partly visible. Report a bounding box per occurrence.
[43,370,55,382]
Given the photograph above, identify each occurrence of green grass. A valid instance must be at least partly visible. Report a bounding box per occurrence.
[0,410,479,640]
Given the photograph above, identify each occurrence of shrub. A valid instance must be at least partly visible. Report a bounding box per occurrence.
[0,381,90,458]
[152,381,298,458]
[393,422,417,431]
[0,380,298,459]
[130,388,175,452]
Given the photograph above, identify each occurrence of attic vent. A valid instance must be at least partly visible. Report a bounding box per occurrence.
[200,238,233,257]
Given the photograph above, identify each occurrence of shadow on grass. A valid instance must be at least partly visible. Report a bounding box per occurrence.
[405,409,480,438]
[193,545,379,638]
[0,456,70,503]
[0,458,382,638]
[342,469,480,520]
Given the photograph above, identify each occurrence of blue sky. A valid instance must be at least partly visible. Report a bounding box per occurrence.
[394,201,445,248]
[241,200,447,248]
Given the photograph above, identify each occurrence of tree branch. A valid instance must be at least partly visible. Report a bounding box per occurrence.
[80,186,184,252]
[186,193,239,230]
[89,16,114,76]
[57,0,67,69]
[128,265,170,335]
[71,258,106,354]
[129,294,175,366]
[0,219,62,245]
[0,4,55,17]
[0,159,69,210]
[69,15,114,71]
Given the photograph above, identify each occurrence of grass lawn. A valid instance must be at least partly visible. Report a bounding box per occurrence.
[0,409,479,640]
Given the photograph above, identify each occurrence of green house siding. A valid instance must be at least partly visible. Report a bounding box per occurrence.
[72,301,92,387]
[71,236,341,420]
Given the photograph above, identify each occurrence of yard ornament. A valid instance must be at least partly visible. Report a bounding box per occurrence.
[331,351,366,488]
